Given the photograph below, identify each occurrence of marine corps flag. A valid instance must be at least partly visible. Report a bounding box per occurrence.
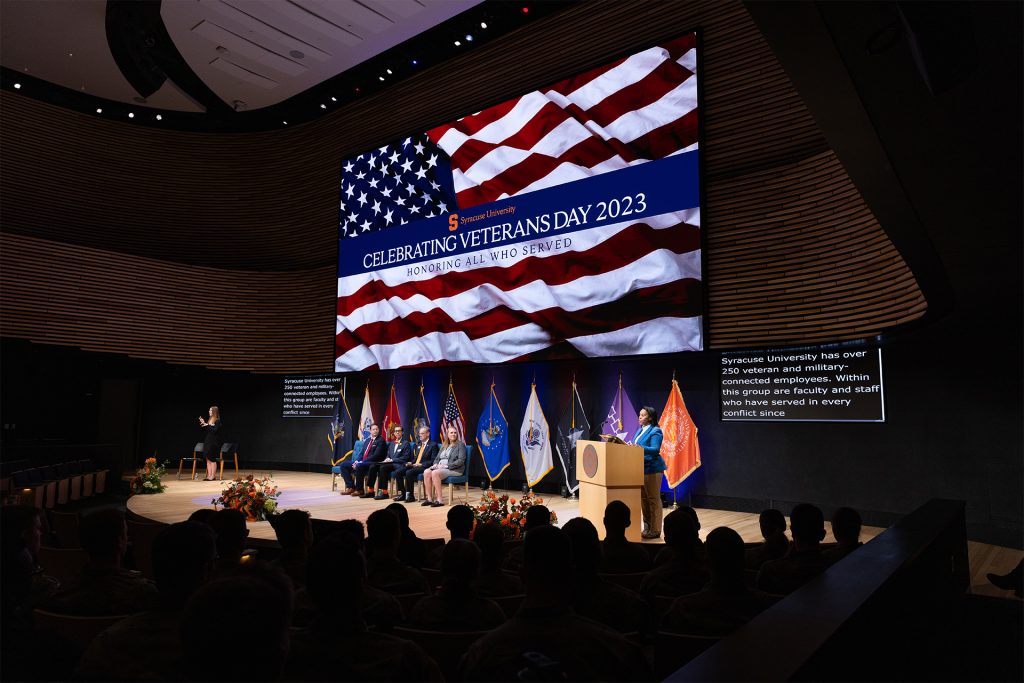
[328,379,355,464]
[477,380,510,481]
[358,383,374,439]
[382,383,402,441]
[410,380,430,443]
[520,382,554,488]
[556,379,590,495]
[660,378,701,487]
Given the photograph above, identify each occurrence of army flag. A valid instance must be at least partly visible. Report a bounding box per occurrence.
[358,383,374,439]
[660,378,701,487]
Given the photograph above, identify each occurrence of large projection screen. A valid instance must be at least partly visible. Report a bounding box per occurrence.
[336,32,703,371]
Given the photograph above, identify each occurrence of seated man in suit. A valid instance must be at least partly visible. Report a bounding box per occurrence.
[757,503,830,595]
[352,425,388,497]
[365,425,413,500]
[337,430,370,496]
[395,426,438,503]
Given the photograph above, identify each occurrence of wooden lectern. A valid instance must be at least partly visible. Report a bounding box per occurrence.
[575,440,644,542]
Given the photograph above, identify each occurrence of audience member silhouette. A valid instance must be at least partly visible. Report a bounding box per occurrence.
[757,503,830,595]
[338,519,366,548]
[187,508,217,525]
[427,504,474,569]
[824,506,863,563]
[407,539,505,631]
[179,562,293,681]
[987,559,1024,598]
[77,521,217,681]
[745,508,789,571]
[43,508,159,616]
[663,526,778,636]
[284,534,441,681]
[640,508,709,599]
[502,504,551,572]
[208,508,250,573]
[1,505,55,681]
[270,509,314,587]
[460,525,652,681]
[365,509,430,595]
[386,502,428,569]
[471,522,525,598]
[599,500,652,574]
[655,505,704,566]
[563,517,649,634]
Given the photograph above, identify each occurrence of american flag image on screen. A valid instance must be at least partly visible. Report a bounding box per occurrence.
[336,33,702,371]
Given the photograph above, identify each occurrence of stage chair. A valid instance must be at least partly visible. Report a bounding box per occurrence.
[126,519,167,580]
[33,609,129,657]
[47,509,81,548]
[444,473,470,505]
[490,593,525,619]
[37,546,90,584]
[391,626,492,680]
[177,443,204,480]
[654,630,720,679]
[218,443,239,480]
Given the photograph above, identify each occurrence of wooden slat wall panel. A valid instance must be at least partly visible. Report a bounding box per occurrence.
[0,0,926,371]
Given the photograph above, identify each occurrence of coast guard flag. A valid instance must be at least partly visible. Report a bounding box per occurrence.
[410,381,430,443]
[660,379,701,487]
[328,380,354,464]
[602,374,639,442]
[358,384,374,439]
[440,380,465,444]
[520,383,553,487]
[477,381,511,481]
[382,384,402,441]
[336,32,702,370]
[556,380,590,494]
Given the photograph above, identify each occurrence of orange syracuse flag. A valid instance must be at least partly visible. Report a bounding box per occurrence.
[660,379,701,487]
[382,383,402,441]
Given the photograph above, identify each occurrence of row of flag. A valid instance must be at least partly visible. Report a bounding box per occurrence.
[328,375,701,491]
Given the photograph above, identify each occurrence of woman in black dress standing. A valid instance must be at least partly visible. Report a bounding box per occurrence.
[198,406,223,481]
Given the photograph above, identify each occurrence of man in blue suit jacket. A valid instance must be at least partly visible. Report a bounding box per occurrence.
[338,432,369,495]
[634,406,667,539]
[365,425,413,499]
[348,425,387,496]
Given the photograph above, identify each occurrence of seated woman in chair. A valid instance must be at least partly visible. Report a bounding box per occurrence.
[422,427,466,508]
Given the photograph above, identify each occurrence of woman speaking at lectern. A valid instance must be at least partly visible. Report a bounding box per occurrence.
[635,406,666,539]
[198,406,223,481]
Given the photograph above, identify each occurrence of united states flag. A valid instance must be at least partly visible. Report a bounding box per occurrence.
[439,382,465,444]
[336,33,701,371]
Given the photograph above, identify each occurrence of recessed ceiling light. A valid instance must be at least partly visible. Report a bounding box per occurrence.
[466,34,473,41]
[128,112,135,118]
[96,108,102,113]
[282,121,288,125]
[68,52,73,57]
[454,40,461,47]
[331,96,337,102]
[378,76,384,81]
[411,59,418,65]
[155,114,162,121]
[481,22,487,29]
[386,68,393,75]
[289,50,304,59]
[320,104,326,109]
[13,83,21,89]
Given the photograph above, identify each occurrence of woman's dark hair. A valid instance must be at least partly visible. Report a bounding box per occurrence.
[640,405,659,426]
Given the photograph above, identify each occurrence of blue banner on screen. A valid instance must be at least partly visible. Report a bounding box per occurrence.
[336,32,703,371]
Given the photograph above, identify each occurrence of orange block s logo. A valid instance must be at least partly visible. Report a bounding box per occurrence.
[449,214,459,232]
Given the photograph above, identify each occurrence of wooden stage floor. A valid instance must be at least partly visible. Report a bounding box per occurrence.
[128,470,1022,598]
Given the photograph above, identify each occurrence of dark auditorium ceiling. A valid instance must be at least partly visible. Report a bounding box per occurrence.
[0,0,570,131]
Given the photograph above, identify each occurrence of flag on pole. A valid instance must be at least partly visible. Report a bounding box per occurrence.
[328,378,355,464]
[382,383,402,441]
[440,380,465,444]
[660,378,701,487]
[556,379,590,494]
[477,380,510,481]
[520,382,554,488]
[602,373,639,442]
[358,383,374,439]
[410,379,430,443]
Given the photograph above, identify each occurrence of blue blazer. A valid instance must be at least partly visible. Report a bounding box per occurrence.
[634,425,666,475]
[386,440,414,465]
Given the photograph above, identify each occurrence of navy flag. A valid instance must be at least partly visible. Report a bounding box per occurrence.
[411,380,431,443]
[477,380,510,481]
[329,379,355,464]
[556,379,591,494]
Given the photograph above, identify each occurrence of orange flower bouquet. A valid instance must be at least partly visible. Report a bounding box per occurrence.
[213,474,280,521]
[130,457,168,494]
[472,490,557,539]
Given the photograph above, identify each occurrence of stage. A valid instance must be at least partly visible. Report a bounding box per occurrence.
[127,470,1021,597]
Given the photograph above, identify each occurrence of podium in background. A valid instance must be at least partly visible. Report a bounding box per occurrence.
[575,440,644,542]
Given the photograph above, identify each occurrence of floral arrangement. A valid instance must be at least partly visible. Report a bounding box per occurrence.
[212,474,280,521]
[130,458,168,495]
[472,490,558,539]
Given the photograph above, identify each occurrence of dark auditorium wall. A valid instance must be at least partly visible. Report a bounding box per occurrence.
[1,1,1020,546]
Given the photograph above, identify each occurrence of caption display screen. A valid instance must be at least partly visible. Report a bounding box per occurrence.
[282,373,341,418]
